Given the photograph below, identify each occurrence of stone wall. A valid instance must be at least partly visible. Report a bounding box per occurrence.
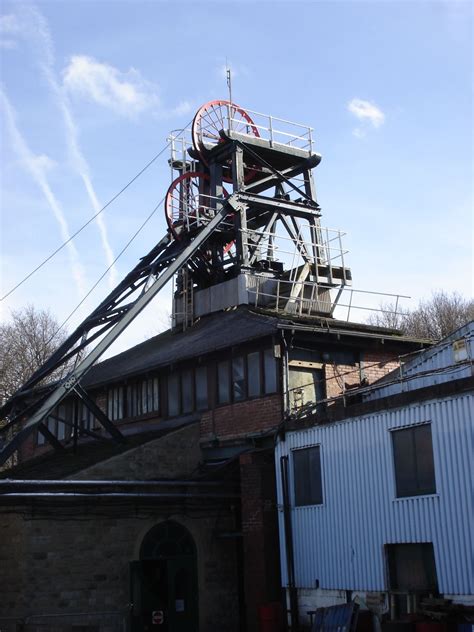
[0,422,239,631]
[68,422,201,481]
[0,509,239,632]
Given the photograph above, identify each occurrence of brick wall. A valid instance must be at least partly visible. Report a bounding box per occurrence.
[240,449,282,632]
[362,350,401,384]
[200,394,282,443]
[325,351,401,400]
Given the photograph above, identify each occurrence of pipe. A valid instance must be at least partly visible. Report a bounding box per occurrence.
[0,492,240,500]
[0,478,229,487]
[280,455,299,631]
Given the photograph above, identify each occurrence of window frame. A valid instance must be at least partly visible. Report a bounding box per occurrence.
[292,444,324,507]
[390,422,436,499]
[215,347,279,408]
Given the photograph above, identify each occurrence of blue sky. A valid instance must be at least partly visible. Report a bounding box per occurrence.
[1,0,472,353]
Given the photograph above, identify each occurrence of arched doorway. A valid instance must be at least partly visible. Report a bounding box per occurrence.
[130,521,199,632]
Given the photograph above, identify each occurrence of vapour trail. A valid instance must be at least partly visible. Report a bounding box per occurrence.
[1,89,87,299]
[27,5,118,288]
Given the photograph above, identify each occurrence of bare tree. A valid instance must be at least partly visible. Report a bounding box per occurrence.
[369,291,474,340]
[0,305,69,405]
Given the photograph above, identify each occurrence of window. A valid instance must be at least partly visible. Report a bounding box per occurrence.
[386,543,438,592]
[263,348,278,394]
[195,366,208,410]
[392,423,436,497]
[217,360,230,404]
[123,378,159,418]
[293,446,323,506]
[181,369,194,414]
[80,402,92,432]
[289,368,324,412]
[37,428,45,446]
[167,373,180,417]
[107,386,124,421]
[37,402,72,445]
[247,352,261,398]
[57,404,66,440]
[232,357,245,401]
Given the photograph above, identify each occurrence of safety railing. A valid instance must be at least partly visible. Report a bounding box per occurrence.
[244,225,348,271]
[227,104,315,153]
[167,128,194,173]
[246,273,410,322]
[167,191,232,236]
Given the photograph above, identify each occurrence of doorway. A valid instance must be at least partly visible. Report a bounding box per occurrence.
[130,521,199,632]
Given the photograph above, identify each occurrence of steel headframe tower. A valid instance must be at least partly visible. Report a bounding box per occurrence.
[167,100,351,328]
[0,99,351,466]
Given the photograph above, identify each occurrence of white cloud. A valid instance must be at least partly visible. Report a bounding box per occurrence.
[0,13,21,33]
[63,55,160,118]
[22,6,119,288]
[347,98,385,129]
[0,13,21,48]
[172,100,192,116]
[1,88,87,299]
[352,127,366,140]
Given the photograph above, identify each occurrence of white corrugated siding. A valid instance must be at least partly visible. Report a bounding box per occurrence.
[275,392,474,594]
[364,322,473,401]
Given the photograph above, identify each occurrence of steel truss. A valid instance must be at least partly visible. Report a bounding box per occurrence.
[0,100,351,466]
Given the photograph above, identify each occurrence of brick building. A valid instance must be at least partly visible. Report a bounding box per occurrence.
[0,100,429,631]
[0,307,425,631]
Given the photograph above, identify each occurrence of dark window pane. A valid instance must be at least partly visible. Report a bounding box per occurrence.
[195,366,208,411]
[182,369,193,414]
[248,352,261,397]
[168,374,180,417]
[57,421,65,440]
[47,415,56,436]
[414,424,436,494]
[387,543,438,591]
[264,348,277,394]
[81,403,91,431]
[218,360,230,404]
[232,357,245,401]
[392,424,436,498]
[152,378,160,412]
[37,429,45,446]
[141,381,148,414]
[392,428,417,497]
[293,446,323,506]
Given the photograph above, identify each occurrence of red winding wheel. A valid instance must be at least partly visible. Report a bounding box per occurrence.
[192,100,260,182]
[165,171,233,253]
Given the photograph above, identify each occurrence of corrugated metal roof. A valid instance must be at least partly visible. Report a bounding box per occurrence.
[364,321,474,401]
[276,391,474,595]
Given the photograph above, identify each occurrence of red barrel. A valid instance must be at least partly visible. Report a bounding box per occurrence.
[258,602,284,632]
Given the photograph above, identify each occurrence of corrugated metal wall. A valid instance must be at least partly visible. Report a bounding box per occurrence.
[364,322,473,401]
[275,392,473,595]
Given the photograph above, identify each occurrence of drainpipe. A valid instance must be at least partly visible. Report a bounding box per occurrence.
[280,455,299,631]
[281,331,290,417]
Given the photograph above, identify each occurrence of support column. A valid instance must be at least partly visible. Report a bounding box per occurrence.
[239,449,283,632]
